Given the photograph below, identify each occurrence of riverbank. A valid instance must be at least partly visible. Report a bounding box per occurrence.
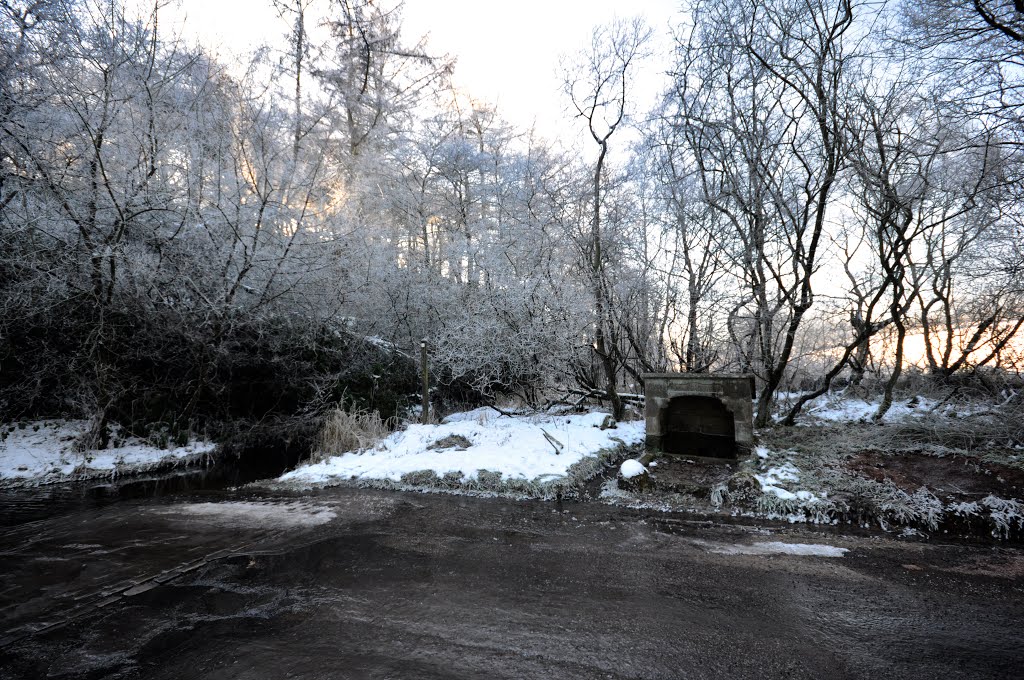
[274,408,645,499]
[602,396,1024,542]
[270,398,1024,542]
[0,420,216,488]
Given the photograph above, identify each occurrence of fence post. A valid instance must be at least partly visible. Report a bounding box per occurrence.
[420,338,430,424]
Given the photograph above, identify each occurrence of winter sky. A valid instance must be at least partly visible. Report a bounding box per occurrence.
[156,0,680,143]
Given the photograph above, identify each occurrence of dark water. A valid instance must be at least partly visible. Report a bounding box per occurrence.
[0,445,305,529]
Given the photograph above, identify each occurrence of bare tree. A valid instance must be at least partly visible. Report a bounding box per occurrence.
[272,0,320,161]
[643,111,726,373]
[672,0,855,426]
[562,17,652,420]
[893,0,1024,382]
[897,0,1023,137]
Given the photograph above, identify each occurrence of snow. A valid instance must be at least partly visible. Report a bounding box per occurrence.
[801,395,938,422]
[708,541,848,557]
[619,459,647,479]
[754,460,823,503]
[754,462,801,500]
[0,420,216,487]
[158,500,336,527]
[280,409,644,487]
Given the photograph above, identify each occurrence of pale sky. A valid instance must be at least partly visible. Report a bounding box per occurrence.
[401,0,679,140]
[156,0,681,144]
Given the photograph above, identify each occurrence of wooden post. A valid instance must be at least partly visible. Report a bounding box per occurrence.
[420,338,429,424]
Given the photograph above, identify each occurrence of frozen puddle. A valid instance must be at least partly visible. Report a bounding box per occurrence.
[156,500,337,528]
[702,540,848,558]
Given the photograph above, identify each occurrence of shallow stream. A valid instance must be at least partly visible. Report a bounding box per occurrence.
[0,444,305,529]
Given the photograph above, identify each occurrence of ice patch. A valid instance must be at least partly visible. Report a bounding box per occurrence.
[757,462,800,484]
[750,456,825,505]
[754,462,812,500]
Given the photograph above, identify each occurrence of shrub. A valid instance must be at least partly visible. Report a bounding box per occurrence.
[0,293,419,450]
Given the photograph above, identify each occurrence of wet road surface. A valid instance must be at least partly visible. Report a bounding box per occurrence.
[1,486,1023,679]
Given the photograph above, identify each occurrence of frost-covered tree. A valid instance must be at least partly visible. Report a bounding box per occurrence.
[668,0,856,425]
[562,17,652,420]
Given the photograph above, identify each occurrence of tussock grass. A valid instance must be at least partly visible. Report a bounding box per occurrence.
[980,496,1024,539]
[310,406,392,464]
[853,413,1023,457]
[400,469,440,487]
[767,409,1024,465]
[783,396,1024,457]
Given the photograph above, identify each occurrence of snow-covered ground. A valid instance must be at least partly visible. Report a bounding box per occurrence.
[0,420,216,487]
[752,447,823,503]
[280,408,643,488]
[794,394,943,422]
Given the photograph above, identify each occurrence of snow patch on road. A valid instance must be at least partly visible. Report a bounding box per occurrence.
[160,500,337,527]
[707,541,848,557]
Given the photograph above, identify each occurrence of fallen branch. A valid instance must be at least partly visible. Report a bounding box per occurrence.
[486,403,516,418]
[567,389,645,404]
[540,428,564,454]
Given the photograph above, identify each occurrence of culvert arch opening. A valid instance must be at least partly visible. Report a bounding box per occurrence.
[660,395,737,458]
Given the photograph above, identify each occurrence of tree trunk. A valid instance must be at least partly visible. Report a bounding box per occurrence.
[592,141,623,420]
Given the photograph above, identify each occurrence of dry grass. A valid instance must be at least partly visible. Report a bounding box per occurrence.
[310,406,393,464]
[765,402,1024,461]
[882,409,1024,458]
[749,412,1024,537]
